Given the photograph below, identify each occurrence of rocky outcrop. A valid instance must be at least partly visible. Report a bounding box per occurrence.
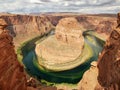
[0,14,54,48]
[47,14,116,38]
[55,17,84,49]
[0,19,57,90]
[97,13,120,89]
[0,29,27,90]
[0,14,53,36]
[0,13,117,48]
[0,18,7,34]
[78,14,119,90]
[78,61,103,90]
[0,14,117,37]
[35,17,85,71]
[0,13,118,90]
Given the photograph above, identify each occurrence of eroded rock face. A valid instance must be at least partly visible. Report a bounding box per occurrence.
[0,14,53,48]
[78,61,103,90]
[78,14,120,90]
[55,17,84,49]
[0,17,27,90]
[0,18,7,34]
[0,21,39,90]
[35,18,85,72]
[0,15,53,35]
[0,30,28,90]
[97,13,120,89]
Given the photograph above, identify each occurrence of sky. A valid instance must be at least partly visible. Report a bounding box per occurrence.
[0,0,120,14]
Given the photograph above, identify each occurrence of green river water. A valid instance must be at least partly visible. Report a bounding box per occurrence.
[17,30,105,84]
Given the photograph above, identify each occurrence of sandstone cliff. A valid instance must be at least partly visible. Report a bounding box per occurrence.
[78,61,103,90]
[97,14,120,90]
[0,14,54,48]
[0,30,28,90]
[0,13,118,90]
[47,14,117,39]
[78,13,120,90]
[55,17,84,49]
[0,19,57,90]
[0,13,117,48]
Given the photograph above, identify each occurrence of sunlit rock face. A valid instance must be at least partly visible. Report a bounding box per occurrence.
[0,14,54,49]
[55,17,84,49]
[36,35,82,65]
[0,18,7,34]
[35,17,85,71]
[78,61,103,90]
[97,13,120,89]
[0,19,27,90]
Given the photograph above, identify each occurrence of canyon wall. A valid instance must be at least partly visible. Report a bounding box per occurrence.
[0,14,54,48]
[47,14,117,37]
[55,17,84,49]
[0,30,28,90]
[0,19,56,90]
[78,14,120,90]
[0,13,118,90]
[0,13,116,40]
[97,14,120,90]
[0,14,117,45]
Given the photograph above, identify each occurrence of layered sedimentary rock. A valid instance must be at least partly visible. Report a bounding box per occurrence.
[0,14,53,48]
[0,13,118,90]
[55,17,84,49]
[47,14,116,39]
[0,18,7,34]
[0,16,58,90]
[97,13,120,89]
[0,14,53,36]
[34,17,105,85]
[35,17,85,71]
[78,13,120,90]
[0,13,117,50]
[78,61,103,90]
[0,21,27,90]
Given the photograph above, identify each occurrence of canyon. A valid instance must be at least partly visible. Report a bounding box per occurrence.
[0,13,117,48]
[0,13,119,90]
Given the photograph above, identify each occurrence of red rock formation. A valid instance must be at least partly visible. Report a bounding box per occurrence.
[0,14,53,48]
[46,14,117,46]
[0,14,53,36]
[47,14,117,39]
[97,13,120,90]
[0,13,117,40]
[0,13,118,90]
[78,14,119,90]
[0,19,38,90]
[0,18,7,34]
[78,61,103,90]
[55,17,84,48]
[0,30,28,90]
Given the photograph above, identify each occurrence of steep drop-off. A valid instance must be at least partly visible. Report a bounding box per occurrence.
[0,30,28,90]
[97,14,120,90]
[0,13,117,44]
[78,13,120,90]
[0,14,54,48]
[47,14,117,38]
[0,19,57,90]
[0,13,119,90]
